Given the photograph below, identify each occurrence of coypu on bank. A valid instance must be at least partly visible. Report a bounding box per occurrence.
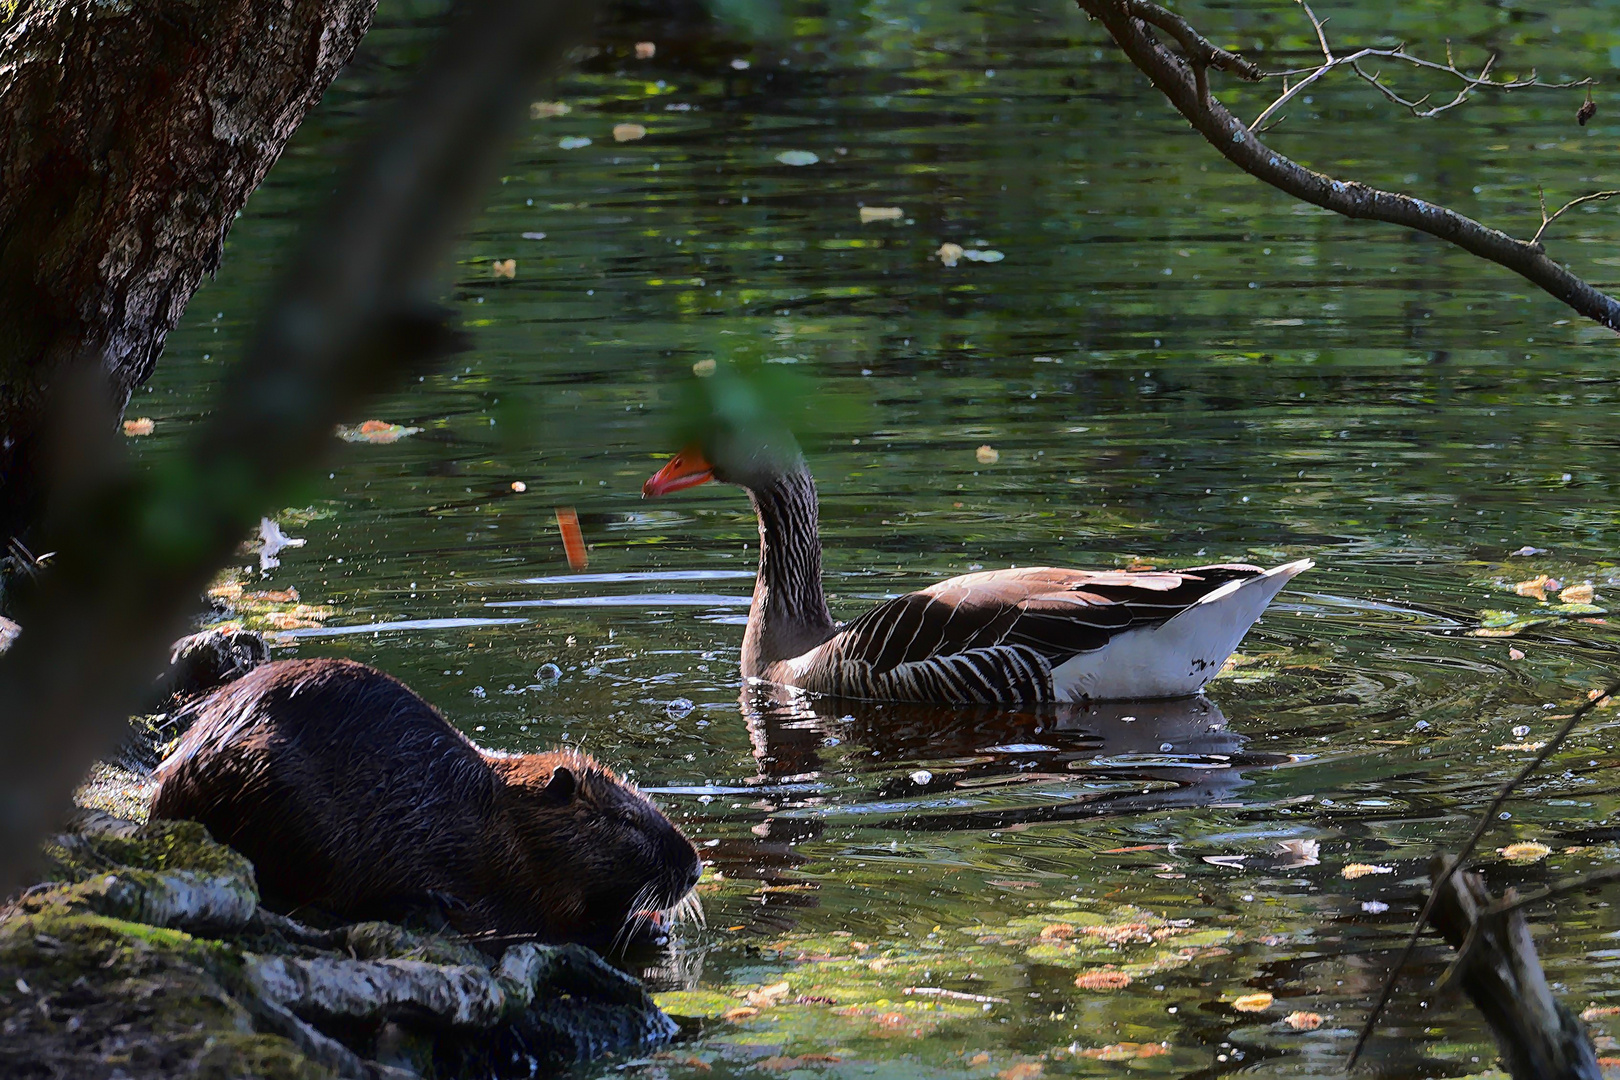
[151,658,702,948]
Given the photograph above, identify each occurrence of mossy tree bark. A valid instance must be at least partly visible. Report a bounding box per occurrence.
[0,0,379,548]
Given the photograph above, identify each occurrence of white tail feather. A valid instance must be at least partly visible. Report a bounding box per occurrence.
[1051,558,1313,700]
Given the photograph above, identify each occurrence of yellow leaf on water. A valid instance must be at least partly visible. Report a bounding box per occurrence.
[937,242,964,267]
[1583,1005,1620,1021]
[635,41,656,59]
[692,358,717,377]
[1560,582,1596,604]
[613,123,647,142]
[721,1006,759,1021]
[492,259,516,279]
[966,1053,991,1066]
[530,101,571,119]
[859,206,904,223]
[1515,575,1551,601]
[745,981,791,1008]
[976,444,999,465]
[122,417,155,436]
[1499,841,1552,863]
[1508,647,1526,660]
[1341,863,1393,879]
[1285,1011,1324,1030]
[1232,992,1273,1013]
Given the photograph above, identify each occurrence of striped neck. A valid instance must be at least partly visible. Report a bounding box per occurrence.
[740,467,835,676]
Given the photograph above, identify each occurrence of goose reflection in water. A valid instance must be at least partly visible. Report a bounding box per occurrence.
[702,686,1293,917]
[742,682,1288,823]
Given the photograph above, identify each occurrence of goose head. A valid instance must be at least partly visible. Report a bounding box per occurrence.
[642,423,805,498]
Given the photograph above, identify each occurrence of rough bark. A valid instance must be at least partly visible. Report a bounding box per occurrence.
[0,0,379,546]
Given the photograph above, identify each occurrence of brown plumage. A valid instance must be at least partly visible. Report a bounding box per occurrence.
[644,440,1311,703]
[151,658,701,946]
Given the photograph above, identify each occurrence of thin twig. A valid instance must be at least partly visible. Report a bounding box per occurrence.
[1347,677,1620,1069]
[1298,0,1332,63]
[1484,864,1620,921]
[1533,190,1620,247]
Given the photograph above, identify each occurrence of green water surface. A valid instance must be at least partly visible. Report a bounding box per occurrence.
[131,1,1620,1076]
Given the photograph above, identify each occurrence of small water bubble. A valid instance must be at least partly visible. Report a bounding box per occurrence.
[910,769,933,785]
[1159,742,1173,752]
[535,663,562,684]
[666,697,695,720]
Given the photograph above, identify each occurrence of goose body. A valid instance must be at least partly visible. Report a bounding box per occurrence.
[644,443,1311,704]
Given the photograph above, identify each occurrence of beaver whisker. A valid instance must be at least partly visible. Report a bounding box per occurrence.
[671,889,706,928]
[610,882,658,953]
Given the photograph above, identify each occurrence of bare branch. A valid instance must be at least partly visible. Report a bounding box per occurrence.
[1345,678,1620,1068]
[1484,865,1620,922]
[1534,190,1620,247]
[1073,0,1620,331]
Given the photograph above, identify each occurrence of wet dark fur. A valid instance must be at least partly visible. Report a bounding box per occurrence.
[151,658,700,946]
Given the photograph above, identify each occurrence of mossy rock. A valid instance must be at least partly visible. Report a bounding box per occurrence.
[0,912,327,1080]
[41,817,256,887]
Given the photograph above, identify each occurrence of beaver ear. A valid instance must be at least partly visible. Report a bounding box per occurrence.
[543,765,577,803]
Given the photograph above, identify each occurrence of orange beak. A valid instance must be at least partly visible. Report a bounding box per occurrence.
[642,445,714,497]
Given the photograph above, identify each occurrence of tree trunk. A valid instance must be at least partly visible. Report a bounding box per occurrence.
[0,0,378,548]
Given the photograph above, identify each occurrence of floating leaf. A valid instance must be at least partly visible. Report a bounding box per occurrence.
[775,150,819,166]
[1515,575,1553,600]
[1341,863,1393,879]
[337,420,421,444]
[1076,1043,1169,1061]
[1583,1005,1620,1021]
[859,206,904,223]
[1232,992,1274,1013]
[634,41,656,58]
[1276,839,1320,868]
[745,980,792,1008]
[122,417,155,437]
[937,242,963,267]
[976,444,1000,465]
[722,1006,760,1021]
[1509,647,1526,660]
[1074,970,1131,991]
[1560,583,1596,604]
[1285,1011,1324,1031]
[558,136,593,150]
[530,101,570,119]
[613,122,647,142]
[1499,841,1552,864]
[491,259,516,279]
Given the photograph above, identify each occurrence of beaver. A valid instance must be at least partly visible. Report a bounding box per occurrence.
[150,657,701,948]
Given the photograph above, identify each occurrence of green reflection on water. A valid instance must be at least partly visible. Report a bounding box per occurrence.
[130,0,1620,1075]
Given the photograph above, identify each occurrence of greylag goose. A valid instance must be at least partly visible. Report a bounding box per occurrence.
[642,432,1311,703]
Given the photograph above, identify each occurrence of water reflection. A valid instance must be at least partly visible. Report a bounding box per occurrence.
[741,683,1286,825]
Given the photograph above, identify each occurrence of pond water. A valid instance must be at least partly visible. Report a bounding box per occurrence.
[132,1,1620,1076]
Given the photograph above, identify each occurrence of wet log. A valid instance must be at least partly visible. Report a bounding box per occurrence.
[1428,855,1600,1080]
[0,0,378,546]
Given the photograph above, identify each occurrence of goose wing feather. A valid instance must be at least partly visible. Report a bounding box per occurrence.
[832,564,1265,674]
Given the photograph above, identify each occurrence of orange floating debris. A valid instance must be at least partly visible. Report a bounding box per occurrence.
[556,507,587,570]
